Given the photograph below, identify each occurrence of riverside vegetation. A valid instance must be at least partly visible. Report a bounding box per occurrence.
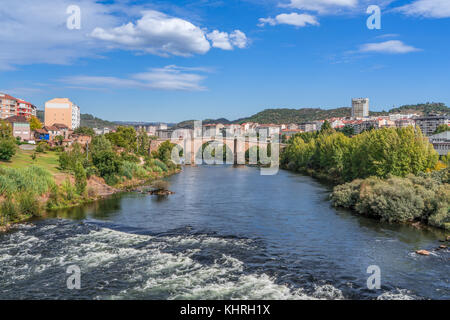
[0,124,179,227]
[281,122,450,230]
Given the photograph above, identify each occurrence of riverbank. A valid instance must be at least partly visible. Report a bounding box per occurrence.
[0,165,181,229]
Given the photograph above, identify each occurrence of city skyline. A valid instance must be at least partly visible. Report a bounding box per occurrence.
[0,0,449,122]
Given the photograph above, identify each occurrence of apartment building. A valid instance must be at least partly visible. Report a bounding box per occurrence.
[352,98,369,118]
[299,123,317,132]
[0,93,36,120]
[44,98,80,130]
[414,115,449,136]
[428,131,450,156]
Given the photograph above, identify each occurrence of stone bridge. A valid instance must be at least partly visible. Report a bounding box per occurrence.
[150,137,287,165]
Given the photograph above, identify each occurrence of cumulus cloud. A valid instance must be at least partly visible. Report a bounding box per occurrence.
[359,40,420,54]
[60,65,210,91]
[283,0,358,13]
[206,30,248,50]
[396,0,450,18]
[0,2,248,69]
[91,10,211,57]
[258,13,319,27]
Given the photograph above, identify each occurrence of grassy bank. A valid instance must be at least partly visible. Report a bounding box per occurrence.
[0,148,180,228]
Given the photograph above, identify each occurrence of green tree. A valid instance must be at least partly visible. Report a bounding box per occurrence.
[91,135,121,181]
[0,121,12,139]
[137,129,150,156]
[73,126,95,137]
[320,120,334,134]
[434,124,450,135]
[106,126,137,152]
[74,161,87,195]
[28,116,43,131]
[0,138,17,160]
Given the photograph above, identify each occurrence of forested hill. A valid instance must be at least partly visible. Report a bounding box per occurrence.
[80,114,116,128]
[387,103,449,115]
[234,108,352,124]
[233,103,449,125]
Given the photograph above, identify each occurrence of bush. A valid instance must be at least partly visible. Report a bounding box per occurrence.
[17,192,41,217]
[74,161,87,195]
[153,159,168,172]
[0,166,55,196]
[104,174,119,186]
[0,138,17,160]
[35,141,47,153]
[152,180,169,191]
[0,196,18,221]
[62,179,77,201]
[331,171,450,229]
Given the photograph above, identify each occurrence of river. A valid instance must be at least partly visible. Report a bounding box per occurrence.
[0,165,448,299]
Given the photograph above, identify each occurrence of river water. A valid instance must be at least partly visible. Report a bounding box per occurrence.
[0,166,448,300]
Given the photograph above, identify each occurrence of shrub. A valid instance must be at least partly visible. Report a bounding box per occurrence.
[0,196,18,221]
[17,192,41,217]
[0,166,55,196]
[0,137,17,160]
[331,171,450,229]
[153,159,168,172]
[62,179,77,201]
[74,161,87,195]
[35,141,48,153]
[152,180,169,191]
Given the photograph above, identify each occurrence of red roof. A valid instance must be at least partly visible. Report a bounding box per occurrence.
[5,115,28,123]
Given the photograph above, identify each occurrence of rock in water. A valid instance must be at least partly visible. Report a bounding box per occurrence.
[415,250,430,256]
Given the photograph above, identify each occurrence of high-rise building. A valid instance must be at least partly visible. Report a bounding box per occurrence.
[44,98,80,130]
[352,98,369,118]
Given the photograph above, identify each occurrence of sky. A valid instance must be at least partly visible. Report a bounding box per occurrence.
[0,0,449,122]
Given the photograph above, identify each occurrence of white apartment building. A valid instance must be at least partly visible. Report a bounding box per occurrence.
[352,98,369,118]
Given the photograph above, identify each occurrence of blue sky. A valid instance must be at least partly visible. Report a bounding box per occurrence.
[0,0,449,122]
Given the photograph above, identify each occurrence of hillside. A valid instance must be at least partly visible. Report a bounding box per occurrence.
[234,108,353,124]
[388,103,449,115]
[36,110,115,128]
[227,103,449,125]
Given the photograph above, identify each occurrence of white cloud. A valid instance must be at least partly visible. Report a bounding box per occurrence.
[91,10,211,57]
[230,30,248,49]
[206,30,248,50]
[0,2,248,69]
[283,0,358,13]
[397,0,450,18]
[359,40,420,54]
[207,30,233,50]
[258,13,319,27]
[60,65,210,91]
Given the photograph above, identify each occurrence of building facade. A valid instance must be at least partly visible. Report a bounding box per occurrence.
[45,98,80,130]
[414,115,449,136]
[428,131,450,156]
[0,93,36,120]
[5,116,31,141]
[352,98,369,118]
